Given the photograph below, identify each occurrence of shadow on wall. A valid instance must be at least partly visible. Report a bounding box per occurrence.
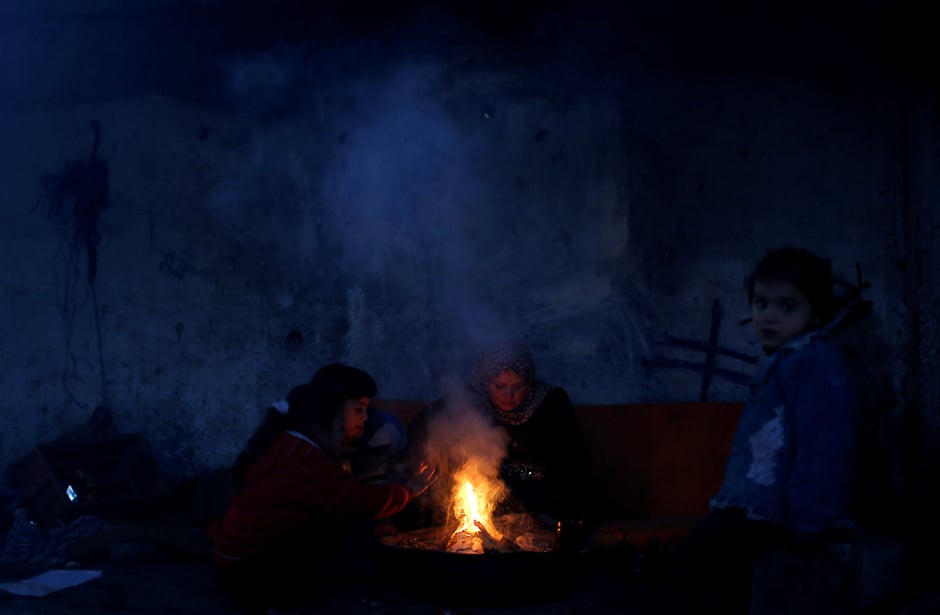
[38,120,111,413]
[830,306,905,532]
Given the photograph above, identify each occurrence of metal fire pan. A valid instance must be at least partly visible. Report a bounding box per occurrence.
[374,527,583,606]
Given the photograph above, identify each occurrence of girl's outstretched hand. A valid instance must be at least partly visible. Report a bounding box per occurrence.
[407,461,440,497]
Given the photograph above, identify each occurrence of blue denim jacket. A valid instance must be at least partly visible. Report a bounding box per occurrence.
[710,328,856,540]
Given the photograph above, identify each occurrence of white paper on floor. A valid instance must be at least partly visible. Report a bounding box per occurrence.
[0,569,103,597]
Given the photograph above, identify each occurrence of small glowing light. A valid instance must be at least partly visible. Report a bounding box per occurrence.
[66,485,78,502]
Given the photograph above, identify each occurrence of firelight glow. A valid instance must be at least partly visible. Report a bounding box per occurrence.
[451,462,503,538]
[456,480,482,533]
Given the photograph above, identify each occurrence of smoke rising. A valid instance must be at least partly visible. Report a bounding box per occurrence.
[209,4,642,402]
[419,375,510,519]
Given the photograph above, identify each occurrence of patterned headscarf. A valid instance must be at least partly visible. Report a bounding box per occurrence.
[468,340,556,425]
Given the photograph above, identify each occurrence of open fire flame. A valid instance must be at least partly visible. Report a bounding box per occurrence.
[376,455,555,555]
[450,462,505,542]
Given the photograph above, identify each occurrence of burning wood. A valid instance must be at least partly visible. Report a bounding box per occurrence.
[379,513,556,553]
[379,462,556,555]
[474,520,520,553]
[445,529,484,554]
[444,521,521,554]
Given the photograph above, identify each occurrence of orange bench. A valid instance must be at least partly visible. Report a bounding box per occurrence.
[374,399,745,551]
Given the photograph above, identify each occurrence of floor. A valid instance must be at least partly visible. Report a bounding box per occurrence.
[0,478,665,614]
[0,548,664,615]
[1,508,935,615]
[4,545,940,614]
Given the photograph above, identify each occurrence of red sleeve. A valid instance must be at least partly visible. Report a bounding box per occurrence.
[247,433,414,521]
[294,451,413,518]
[209,433,418,567]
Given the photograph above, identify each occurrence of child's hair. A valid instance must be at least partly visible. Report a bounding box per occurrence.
[309,363,378,400]
[746,246,835,323]
[231,383,343,490]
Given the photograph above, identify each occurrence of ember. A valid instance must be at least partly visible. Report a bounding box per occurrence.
[376,511,573,607]
[380,511,556,553]
[383,459,556,554]
[375,399,573,607]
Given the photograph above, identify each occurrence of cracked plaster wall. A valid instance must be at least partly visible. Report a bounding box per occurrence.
[0,3,933,498]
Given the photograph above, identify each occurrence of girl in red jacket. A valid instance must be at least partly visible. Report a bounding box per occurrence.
[208,381,438,614]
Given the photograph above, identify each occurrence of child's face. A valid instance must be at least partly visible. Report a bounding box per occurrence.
[342,397,370,442]
[751,279,816,354]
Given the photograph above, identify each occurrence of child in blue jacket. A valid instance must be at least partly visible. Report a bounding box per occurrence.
[663,246,857,614]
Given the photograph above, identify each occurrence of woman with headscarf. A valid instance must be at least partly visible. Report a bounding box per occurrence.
[410,340,592,532]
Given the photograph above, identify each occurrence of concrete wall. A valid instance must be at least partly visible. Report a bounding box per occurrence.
[0,2,934,495]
